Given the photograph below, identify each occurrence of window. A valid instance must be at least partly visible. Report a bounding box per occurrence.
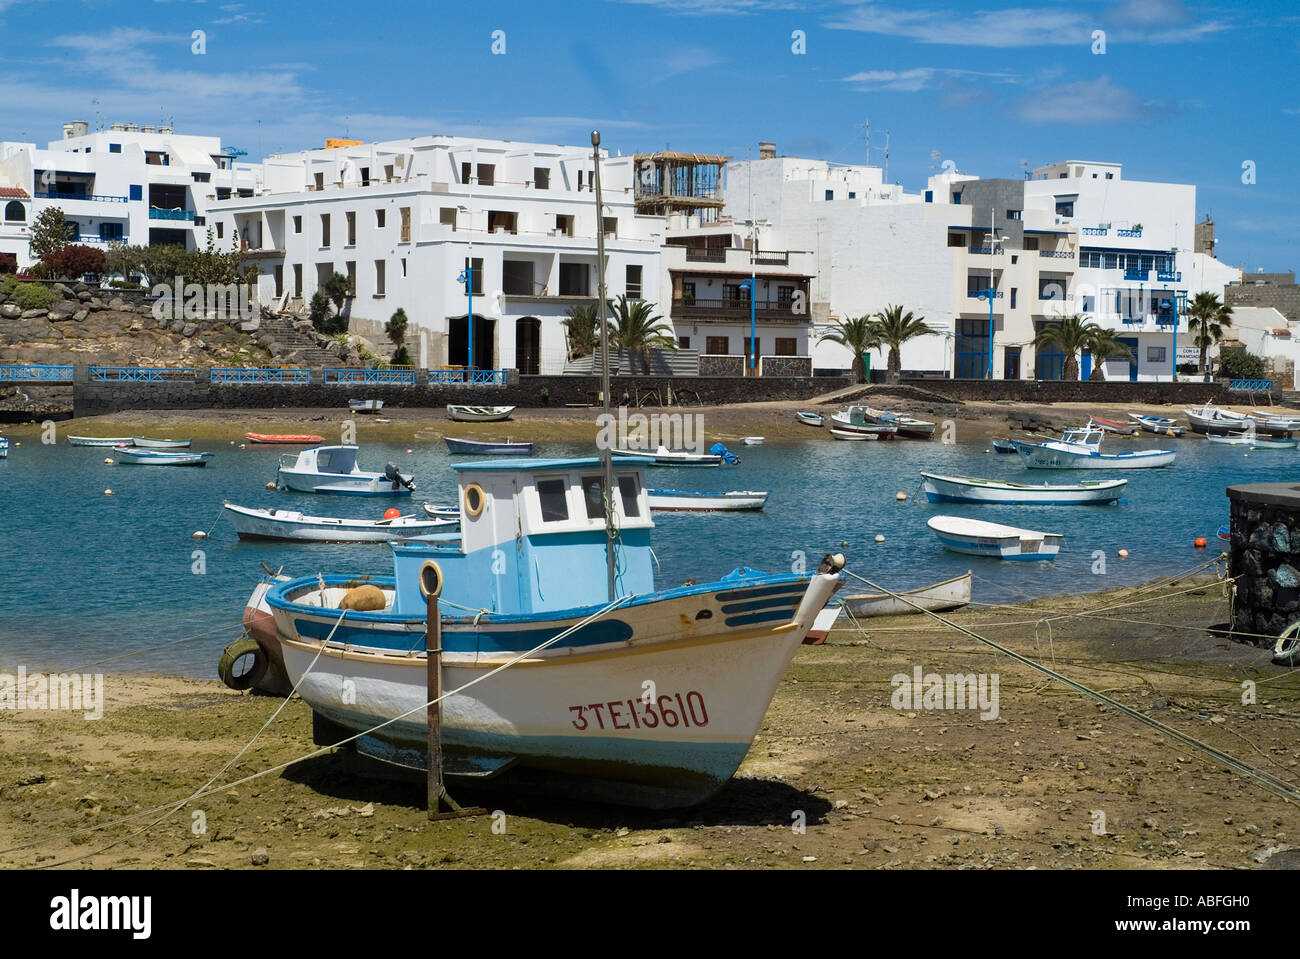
[293,215,302,234]
[399,207,411,242]
[98,222,123,241]
[948,233,965,247]
[1039,278,1064,300]
[775,337,797,356]
[534,167,549,189]
[487,210,517,234]
[215,222,224,239]
[109,143,121,153]
[237,188,253,198]
[1007,209,1021,220]
[1147,346,1167,363]
[1054,198,1075,217]
[463,257,483,295]
[273,265,283,298]
[476,163,495,186]
[578,170,584,191]
[440,207,457,230]
[1023,236,1039,251]
[503,259,535,295]
[602,216,617,237]
[744,337,760,358]
[320,214,330,246]
[777,285,794,304]
[374,260,384,296]
[678,335,690,349]
[925,190,933,203]
[292,264,303,296]
[375,208,385,228]
[360,167,369,186]
[1080,295,1095,313]
[682,281,695,303]
[1103,252,1119,270]
[1010,288,1017,309]
[581,476,607,520]
[825,189,834,201]
[3,200,25,222]
[952,191,962,204]
[558,262,588,296]
[706,336,730,354]
[345,260,356,295]
[1010,254,1018,265]
[313,172,324,190]
[625,264,642,299]
[384,164,394,181]
[346,211,356,245]
[618,476,640,518]
[555,214,574,237]
[129,185,142,201]
[537,479,569,523]
[193,216,205,227]
[401,258,406,277]
[848,191,856,199]
[1105,172,1114,180]
[967,274,994,297]
[192,172,210,183]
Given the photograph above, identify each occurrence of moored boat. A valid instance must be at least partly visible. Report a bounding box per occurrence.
[795,411,823,428]
[68,435,134,447]
[742,436,765,446]
[1128,413,1187,437]
[263,456,845,808]
[1013,428,1174,469]
[990,437,1018,454]
[1184,403,1270,436]
[610,444,723,466]
[1250,409,1300,432]
[646,489,768,512]
[1206,433,1298,449]
[114,445,213,466]
[926,515,1062,561]
[830,406,899,440]
[131,436,192,449]
[1087,416,1136,436]
[445,437,533,456]
[860,406,936,439]
[446,405,515,422]
[245,432,326,445]
[422,503,460,520]
[920,471,1127,504]
[349,399,384,414]
[277,445,415,496]
[223,503,458,542]
[841,571,973,618]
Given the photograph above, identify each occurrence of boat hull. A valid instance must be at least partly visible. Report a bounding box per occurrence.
[445,438,533,456]
[842,571,973,617]
[1013,442,1174,469]
[115,447,212,466]
[610,448,722,466]
[795,412,823,428]
[224,505,456,542]
[131,436,191,449]
[278,469,413,496]
[446,405,516,423]
[920,472,1126,504]
[926,517,1061,561]
[646,490,768,512]
[68,436,133,447]
[245,433,326,445]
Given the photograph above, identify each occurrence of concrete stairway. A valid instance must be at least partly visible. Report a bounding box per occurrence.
[255,315,348,367]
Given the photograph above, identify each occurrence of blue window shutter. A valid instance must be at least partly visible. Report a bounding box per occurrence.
[924,190,933,203]
[109,143,121,153]
[129,185,142,201]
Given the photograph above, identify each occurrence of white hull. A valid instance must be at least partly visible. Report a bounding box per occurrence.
[829,428,882,441]
[446,405,516,422]
[647,490,768,512]
[278,469,414,496]
[610,447,722,466]
[842,571,973,617]
[114,447,212,466]
[68,436,133,447]
[224,504,457,542]
[927,516,1061,561]
[1013,442,1174,469]
[921,472,1126,504]
[131,436,191,449]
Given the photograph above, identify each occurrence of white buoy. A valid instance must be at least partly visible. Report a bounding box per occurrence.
[875,534,886,544]
[896,491,907,501]
[192,531,207,540]
[238,444,246,449]
[1118,549,1129,558]
[265,481,277,490]
[104,458,113,464]
[104,489,113,496]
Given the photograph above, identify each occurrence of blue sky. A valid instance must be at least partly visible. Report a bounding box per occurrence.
[1,0,1296,270]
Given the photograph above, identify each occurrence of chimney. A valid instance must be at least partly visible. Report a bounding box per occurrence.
[758,141,776,160]
[63,121,89,139]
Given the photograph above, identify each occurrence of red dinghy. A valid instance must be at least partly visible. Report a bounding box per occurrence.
[1087,417,1136,435]
[245,432,326,445]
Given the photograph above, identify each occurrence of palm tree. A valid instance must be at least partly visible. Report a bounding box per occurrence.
[1033,314,1113,381]
[873,304,937,377]
[562,304,600,361]
[1082,327,1133,381]
[818,315,881,383]
[1185,291,1232,375]
[608,295,677,373]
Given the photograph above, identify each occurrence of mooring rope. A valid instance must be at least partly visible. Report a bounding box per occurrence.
[839,566,1300,806]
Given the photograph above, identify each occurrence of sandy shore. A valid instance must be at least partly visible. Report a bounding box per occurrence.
[1,576,1295,870]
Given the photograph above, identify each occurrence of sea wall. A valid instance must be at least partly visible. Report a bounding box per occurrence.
[905,379,1232,405]
[1226,483,1300,642]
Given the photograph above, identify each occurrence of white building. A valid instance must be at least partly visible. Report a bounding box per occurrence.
[1221,306,1299,388]
[0,121,259,269]
[210,135,663,374]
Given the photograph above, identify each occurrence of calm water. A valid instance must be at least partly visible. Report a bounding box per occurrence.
[0,431,1291,676]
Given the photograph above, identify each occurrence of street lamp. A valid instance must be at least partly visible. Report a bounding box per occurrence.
[977,221,1007,379]
[456,264,474,371]
[739,277,756,373]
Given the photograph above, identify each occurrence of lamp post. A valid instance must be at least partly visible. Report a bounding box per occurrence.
[739,277,756,373]
[456,264,473,372]
[979,215,1006,379]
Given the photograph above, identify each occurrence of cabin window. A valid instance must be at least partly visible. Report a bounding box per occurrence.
[581,476,607,520]
[537,479,569,523]
[464,483,486,518]
[618,475,641,517]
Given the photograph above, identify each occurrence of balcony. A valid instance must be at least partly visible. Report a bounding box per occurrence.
[150,207,195,221]
[1116,228,1143,238]
[1039,249,1074,259]
[1157,270,1181,282]
[35,191,128,203]
[1081,226,1108,236]
[671,297,808,323]
[968,246,1006,255]
[684,247,727,263]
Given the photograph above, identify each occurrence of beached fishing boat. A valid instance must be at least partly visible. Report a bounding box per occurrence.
[131,436,192,449]
[920,472,1127,505]
[1184,403,1261,436]
[742,436,764,446]
[610,444,723,466]
[803,604,843,644]
[646,489,768,512]
[446,405,515,423]
[1013,428,1174,469]
[830,406,899,440]
[349,399,384,414]
[860,406,936,439]
[264,456,845,808]
[1250,409,1300,432]
[841,571,973,618]
[926,516,1061,561]
[67,435,134,447]
[113,445,213,467]
[795,411,823,428]
[244,432,326,445]
[1127,413,1187,437]
[990,437,1018,454]
[445,437,533,456]
[277,445,415,496]
[1087,417,1136,436]
[223,503,457,542]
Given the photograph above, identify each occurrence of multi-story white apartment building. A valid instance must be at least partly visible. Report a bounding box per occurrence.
[210,135,663,374]
[0,121,259,269]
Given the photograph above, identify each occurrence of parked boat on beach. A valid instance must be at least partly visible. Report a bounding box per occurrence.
[447,405,515,422]
[131,436,192,449]
[830,406,899,440]
[859,406,936,439]
[263,455,845,808]
[1013,428,1174,469]
[926,516,1062,561]
[1183,403,1290,437]
[445,437,533,456]
[1249,409,1300,433]
[349,399,384,414]
[646,489,768,512]
[1087,417,1136,436]
[742,436,765,446]
[277,445,415,496]
[841,570,973,618]
[795,411,823,428]
[245,432,326,445]
[68,435,133,447]
[223,503,458,542]
[1128,413,1187,437]
[114,445,213,467]
[920,472,1127,504]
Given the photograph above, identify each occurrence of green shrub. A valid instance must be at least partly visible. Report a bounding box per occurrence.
[309,292,346,335]
[12,282,57,311]
[1218,348,1267,380]
[109,279,143,290]
[0,276,17,295]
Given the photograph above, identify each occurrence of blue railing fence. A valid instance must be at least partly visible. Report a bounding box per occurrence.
[210,367,310,384]
[0,364,75,382]
[88,366,197,382]
[324,368,417,386]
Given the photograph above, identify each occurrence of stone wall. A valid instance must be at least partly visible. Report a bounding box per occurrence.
[760,355,812,377]
[1225,277,1300,324]
[699,354,744,377]
[1227,483,1300,643]
[906,378,1231,405]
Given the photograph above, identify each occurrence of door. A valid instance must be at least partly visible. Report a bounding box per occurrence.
[1117,337,1139,382]
[515,317,540,375]
[1004,347,1021,380]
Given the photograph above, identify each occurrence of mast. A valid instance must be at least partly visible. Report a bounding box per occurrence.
[592,130,617,600]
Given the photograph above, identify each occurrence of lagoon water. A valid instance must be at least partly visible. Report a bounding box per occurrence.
[0,432,1290,677]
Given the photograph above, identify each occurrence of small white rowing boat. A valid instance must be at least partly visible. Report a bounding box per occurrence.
[611,445,722,466]
[796,411,823,428]
[920,472,1127,505]
[926,516,1062,561]
[742,436,765,446]
[131,436,192,449]
[841,571,973,618]
[68,435,133,447]
[223,503,458,542]
[1127,413,1186,437]
[114,445,213,466]
[646,489,768,512]
[422,503,460,520]
[446,405,515,422]
[1206,433,1298,449]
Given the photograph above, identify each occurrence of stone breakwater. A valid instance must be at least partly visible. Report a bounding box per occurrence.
[1227,482,1300,641]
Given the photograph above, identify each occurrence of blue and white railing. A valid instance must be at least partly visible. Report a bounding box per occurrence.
[324,368,417,386]
[0,364,75,382]
[88,366,197,382]
[1228,379,1273,392]
[210,367,311,384]
[428,368,507,385]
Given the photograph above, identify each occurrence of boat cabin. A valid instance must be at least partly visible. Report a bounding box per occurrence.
[391,456,656,617]
[1058,429,1103,450]
[285,445,365,476]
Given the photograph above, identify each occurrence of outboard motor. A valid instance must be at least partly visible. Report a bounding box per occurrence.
[384,461,415,491]
[710,442,740,466]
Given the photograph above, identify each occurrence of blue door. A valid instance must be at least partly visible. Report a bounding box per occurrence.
[1117,337,1139,381]
[1081,351,1092,380]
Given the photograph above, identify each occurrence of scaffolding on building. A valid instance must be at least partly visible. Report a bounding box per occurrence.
[634,152,730,223]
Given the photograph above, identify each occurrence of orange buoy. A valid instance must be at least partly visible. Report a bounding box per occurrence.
[1118,549,1129,558]
[384,507,401,520]
[1194,537,1207,549]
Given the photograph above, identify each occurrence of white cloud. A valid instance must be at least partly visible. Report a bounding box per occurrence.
[1011,75,1146,124]
[840,67,1016,92]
